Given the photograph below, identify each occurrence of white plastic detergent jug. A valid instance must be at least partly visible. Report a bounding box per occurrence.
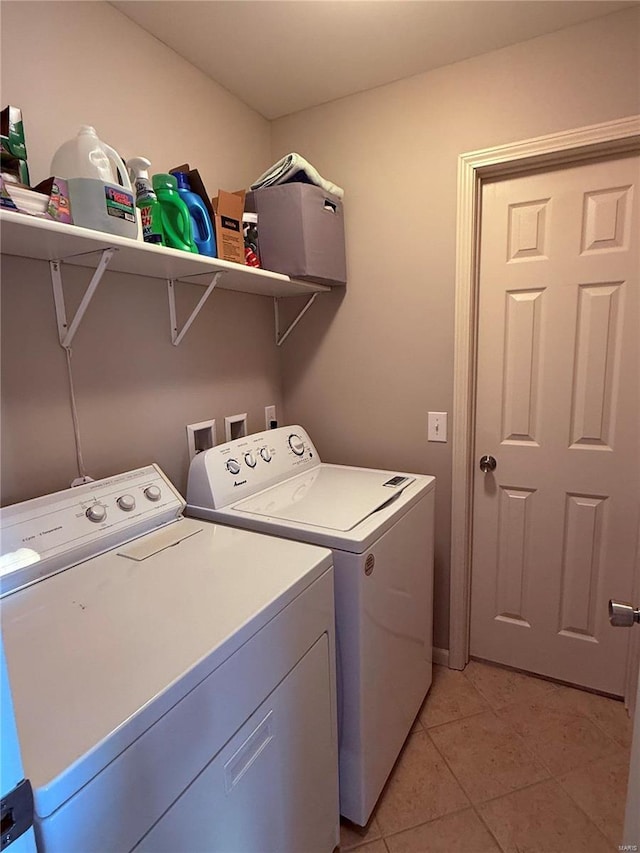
[50,126,139,239]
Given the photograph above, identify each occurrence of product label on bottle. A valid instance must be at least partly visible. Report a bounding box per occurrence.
[140,205,163,243]
[105,186,135,222]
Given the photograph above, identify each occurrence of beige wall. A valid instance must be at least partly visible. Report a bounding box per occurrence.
[271,8,640,649]
[1,1,279,503]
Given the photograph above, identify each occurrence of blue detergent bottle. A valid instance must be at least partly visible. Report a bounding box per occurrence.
[173,172,217,257]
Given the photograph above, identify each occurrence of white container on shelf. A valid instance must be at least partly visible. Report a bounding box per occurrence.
[51,126,139,240]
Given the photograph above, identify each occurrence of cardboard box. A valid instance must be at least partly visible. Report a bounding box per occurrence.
[35,176,73,223]
[0,175,73,223]
[1,156,30,186]
[1,105,27,159]
[212,189,246,264]
[247,183,346,285]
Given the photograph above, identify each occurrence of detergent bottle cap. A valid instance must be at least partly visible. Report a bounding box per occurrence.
[152,173,178,191]
[173,171,191,191]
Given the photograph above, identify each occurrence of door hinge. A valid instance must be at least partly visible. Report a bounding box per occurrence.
[1,779,34,850]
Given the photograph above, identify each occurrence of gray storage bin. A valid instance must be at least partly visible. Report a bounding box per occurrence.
[247,184,346,286]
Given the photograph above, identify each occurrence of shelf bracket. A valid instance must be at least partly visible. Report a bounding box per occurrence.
[168,272,222,346]
[274,293,319,347]
[50,248,116,349]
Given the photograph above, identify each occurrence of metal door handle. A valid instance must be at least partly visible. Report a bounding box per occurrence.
[479,455,497,473]
[609,599,640,627]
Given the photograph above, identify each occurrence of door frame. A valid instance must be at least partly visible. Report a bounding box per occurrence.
[449,115,640,698]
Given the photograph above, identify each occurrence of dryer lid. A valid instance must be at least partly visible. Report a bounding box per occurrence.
[233,466,415,531]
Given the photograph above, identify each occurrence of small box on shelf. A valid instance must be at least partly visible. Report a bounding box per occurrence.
[0,105,27,159]
[212,189,246,264]
[0,175,73,224]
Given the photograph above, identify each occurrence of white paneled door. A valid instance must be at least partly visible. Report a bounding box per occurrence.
[470,155,639,696]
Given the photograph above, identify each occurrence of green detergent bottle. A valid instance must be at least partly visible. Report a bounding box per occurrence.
[152,173,198,253]
[127,157,165,246]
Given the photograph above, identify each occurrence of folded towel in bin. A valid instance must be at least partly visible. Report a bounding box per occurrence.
[250,152,344,199]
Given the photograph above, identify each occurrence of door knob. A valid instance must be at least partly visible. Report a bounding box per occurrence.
[609,600,640,627]
[479,455,497,473]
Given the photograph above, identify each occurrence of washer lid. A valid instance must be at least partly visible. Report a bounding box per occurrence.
[233,466,415,531]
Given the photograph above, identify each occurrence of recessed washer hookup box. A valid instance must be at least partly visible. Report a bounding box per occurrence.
[247,183,346,286]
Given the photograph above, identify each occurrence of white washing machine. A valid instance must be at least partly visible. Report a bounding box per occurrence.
[0,465,339,853]
[187,426,435,826]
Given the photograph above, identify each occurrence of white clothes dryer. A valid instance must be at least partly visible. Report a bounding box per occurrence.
[0,465,339,853]
[187,426,435,826]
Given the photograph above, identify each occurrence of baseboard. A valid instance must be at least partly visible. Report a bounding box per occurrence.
[432,647,450,667]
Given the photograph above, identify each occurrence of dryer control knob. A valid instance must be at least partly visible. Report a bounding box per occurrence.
[288,434,305,456]
[226,458,241,475]
[260,447,272,463]
[86,503,107,523]
[244,452,257,468]
[117,494,136,512]
[144,485,162,502]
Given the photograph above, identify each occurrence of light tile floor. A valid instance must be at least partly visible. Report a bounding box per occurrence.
[339,660,633,853]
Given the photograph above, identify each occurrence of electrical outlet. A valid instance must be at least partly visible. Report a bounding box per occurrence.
[265,405,277,430]
[186,419,217,462]
[428,412,447,442]
[225,413,248,442]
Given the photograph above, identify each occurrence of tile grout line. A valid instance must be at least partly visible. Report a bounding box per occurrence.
[374,664,627,851]
[487,668,627,836]
[423,726,472,807]
[474,774,563,808]
[355,727,476,844]
[471,776,610,853]
[470,802,510,853]
[339,817,386,852]
[428,706,554,801]
[577,708,632,753]
[482,689,627,781]
[553,772,623,849]
[496,691,629,848]
[545,731,629,848]
[422,693,610,851]
[379,803,474,845]
[422,706,490,732]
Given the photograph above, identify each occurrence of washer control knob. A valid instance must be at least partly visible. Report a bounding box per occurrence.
[86,503,107,523]
[226,458,241,475]
[117,494,136,512]
[288,434,305,456]
[144,485,162,502]
[260,446,272,463]
[244,452,257,468]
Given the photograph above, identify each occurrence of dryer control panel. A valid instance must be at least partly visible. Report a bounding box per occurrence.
[187,426,320,510]
[0,465,185,596]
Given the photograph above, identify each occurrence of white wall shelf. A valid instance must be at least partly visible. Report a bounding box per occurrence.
[0,209,330,346]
